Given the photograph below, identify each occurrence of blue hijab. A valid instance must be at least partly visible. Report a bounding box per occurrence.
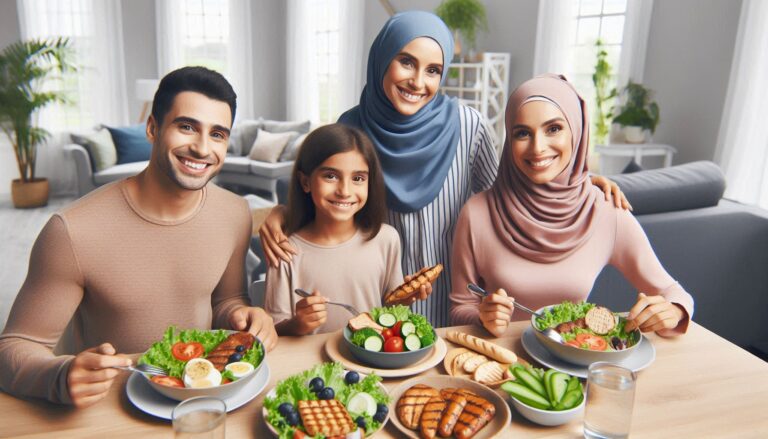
[338,11,460,213]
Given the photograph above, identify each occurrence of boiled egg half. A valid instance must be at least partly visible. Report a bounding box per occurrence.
[224,361,254,379]
[183,358,222,388]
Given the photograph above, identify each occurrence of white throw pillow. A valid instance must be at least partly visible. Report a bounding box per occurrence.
[248,129,296,163]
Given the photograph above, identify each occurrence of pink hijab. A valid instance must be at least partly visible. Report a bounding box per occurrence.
[488,74,608,263]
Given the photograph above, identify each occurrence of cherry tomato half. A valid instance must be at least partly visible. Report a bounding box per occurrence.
[384,336,404,352]
[575,334,608,351]
[381,329,394,340]
[150,375,184,388]
[171,341,205,361]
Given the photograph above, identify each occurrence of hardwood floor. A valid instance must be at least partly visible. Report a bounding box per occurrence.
[0,195,77,328]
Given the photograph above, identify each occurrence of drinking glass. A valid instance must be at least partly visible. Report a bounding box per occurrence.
[583,362,636,439]
[172,396,226,439]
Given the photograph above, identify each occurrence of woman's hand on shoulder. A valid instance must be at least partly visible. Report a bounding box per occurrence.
[479,288,514,338]
[590,175,632,211]
[625,292,685,333]
[258,205,298,268]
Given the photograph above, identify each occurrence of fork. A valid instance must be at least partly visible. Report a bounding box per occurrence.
[294,288,361,316]
[112,363,167,376]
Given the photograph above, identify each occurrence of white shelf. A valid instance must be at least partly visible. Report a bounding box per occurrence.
[441,52,510,151]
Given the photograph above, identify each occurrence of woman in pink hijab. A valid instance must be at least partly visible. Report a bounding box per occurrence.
[449,74,693,337]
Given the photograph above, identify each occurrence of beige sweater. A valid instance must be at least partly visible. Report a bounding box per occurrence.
[0,180,252,403]
[264,225,403,334]
[451,191,694,335]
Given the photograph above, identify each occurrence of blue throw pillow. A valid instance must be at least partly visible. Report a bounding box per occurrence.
[107,124,152,164]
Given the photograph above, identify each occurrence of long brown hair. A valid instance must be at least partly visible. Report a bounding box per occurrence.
[284,123,386,240]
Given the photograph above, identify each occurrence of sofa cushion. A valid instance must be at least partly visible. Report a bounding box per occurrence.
[248,129,295,163]
[621,159,643,174]
[71,128,117,172]
[260,118,311,134]
[222,156,252,173]
[231,119,262,156]
[93,161,148,185]
[278,132,308,162]
[609,161,726,215]
[107,124,153,164]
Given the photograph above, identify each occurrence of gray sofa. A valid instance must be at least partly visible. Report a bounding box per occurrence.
[589,161,768,356]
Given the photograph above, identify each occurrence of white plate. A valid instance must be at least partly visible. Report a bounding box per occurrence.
[262,369,389,437]
[126,362,270,420]
[521,326,655,378]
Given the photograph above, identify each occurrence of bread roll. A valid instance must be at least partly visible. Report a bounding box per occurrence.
[446,331,517,364]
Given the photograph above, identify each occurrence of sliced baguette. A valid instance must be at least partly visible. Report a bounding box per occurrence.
[446,331,518,364]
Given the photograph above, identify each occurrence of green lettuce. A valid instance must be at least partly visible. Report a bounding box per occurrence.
[351,328,380,347]
[370,304,410,322]
[534,301,595,331]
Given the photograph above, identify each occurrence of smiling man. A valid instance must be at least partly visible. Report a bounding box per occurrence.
[0,67,277,407]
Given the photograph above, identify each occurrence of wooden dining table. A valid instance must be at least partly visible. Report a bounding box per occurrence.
[2,321,767,438]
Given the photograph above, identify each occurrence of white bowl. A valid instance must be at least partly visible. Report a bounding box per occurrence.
[531,306,642,367]
[509,392,585,426]
[142,336,266,402]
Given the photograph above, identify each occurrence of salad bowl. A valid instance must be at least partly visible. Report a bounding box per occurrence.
[342,327,435,369]
[532,303,643,367]
[138,327,266,401]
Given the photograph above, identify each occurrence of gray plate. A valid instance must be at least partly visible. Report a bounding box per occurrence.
[521,327,655,378]
[126,362,271,420]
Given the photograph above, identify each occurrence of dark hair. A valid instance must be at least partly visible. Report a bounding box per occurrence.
[285,124,386,240]
[151,66,237,127]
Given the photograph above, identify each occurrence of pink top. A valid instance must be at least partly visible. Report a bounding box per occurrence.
[450,190,694,335]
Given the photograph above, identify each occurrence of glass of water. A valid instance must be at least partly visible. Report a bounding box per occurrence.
[172,396,226,439]
[583,362,636,439]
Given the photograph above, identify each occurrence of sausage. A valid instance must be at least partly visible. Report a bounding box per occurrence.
[206,332,255,371]
[453,390,496,439]
[438,393,467,437]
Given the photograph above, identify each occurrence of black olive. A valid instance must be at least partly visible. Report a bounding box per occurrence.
[355,416,367,429]
[278,402,294,417]
[373,403,388,422]
[285,411,300,426]
[611,336,626,351]
[317,386,335,400]
[235,345,245,353]
[344,371,360,385]
[309,377,325,393]
[227,352,243,363]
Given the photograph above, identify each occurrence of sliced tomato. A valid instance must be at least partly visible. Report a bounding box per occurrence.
[171,341,204,361]
[565,340,582,348]
[381,328,394,340]
[292,430,307,439]
[150,375,184,388]
[384,336,404,352]
[391,320,403,336]
[575,333,608,351]
[221,378,232,385]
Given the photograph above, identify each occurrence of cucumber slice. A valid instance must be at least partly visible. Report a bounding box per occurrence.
[347,392,377,416]
[363,335,383,352]
[559,388,583,410]
[543,369,557,402]
[377,313,396,327]
[501,381,551,410]
[566,376,581,393]
[400,321,416,337]
[548,372,570,404]
[404,333,421,351]
[512,368,547,398]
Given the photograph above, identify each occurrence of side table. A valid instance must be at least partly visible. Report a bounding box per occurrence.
[595,143,677,172]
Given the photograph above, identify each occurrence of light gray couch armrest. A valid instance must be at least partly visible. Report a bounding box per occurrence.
[63,143,97,197]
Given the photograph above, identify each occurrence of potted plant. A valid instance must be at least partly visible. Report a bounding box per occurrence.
[612,81,660,144]
[0,37,73,208]
[592,39,617,146]
[435,0,488,60]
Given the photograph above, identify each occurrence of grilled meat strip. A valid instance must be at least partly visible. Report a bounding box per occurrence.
[396,384,440,430]
[453,390,496,439]
[419,396,446,439]
[438,393,467,437]
[206,331,255,371]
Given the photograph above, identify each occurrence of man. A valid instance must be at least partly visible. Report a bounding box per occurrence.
[0,67,277,407]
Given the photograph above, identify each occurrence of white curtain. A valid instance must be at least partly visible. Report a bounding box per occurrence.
[532,0,576,76]
[714,0,768,208]
[287,0,364,123]
[156,0,254,121]
[616,0,654,85]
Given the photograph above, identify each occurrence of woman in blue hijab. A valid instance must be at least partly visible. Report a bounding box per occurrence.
[260,11,628,328]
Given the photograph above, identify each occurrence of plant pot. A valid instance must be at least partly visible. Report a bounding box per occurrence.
[447,77,459,87]
[623,126,646,143]
[11,178,49,208]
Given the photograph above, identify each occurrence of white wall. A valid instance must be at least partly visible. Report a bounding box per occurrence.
[643,0,741,166]
[0,0,22,195]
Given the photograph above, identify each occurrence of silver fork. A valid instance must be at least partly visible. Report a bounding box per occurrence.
[112,363,167,376]
[294,288,360,316]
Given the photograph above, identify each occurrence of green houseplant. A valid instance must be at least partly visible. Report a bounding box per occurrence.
[612,81,660,143]
[0,37,73,207]
[435,0,488,58]
[592,39,617,146]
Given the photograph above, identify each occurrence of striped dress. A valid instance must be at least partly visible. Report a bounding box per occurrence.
[386,105,499,328]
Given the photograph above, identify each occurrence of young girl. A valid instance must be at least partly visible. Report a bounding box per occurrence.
[264,124,407,335]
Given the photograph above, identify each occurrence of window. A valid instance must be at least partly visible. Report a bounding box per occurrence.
[178,0,229,73]
[310,0,341,124]
[17,0,128,131]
